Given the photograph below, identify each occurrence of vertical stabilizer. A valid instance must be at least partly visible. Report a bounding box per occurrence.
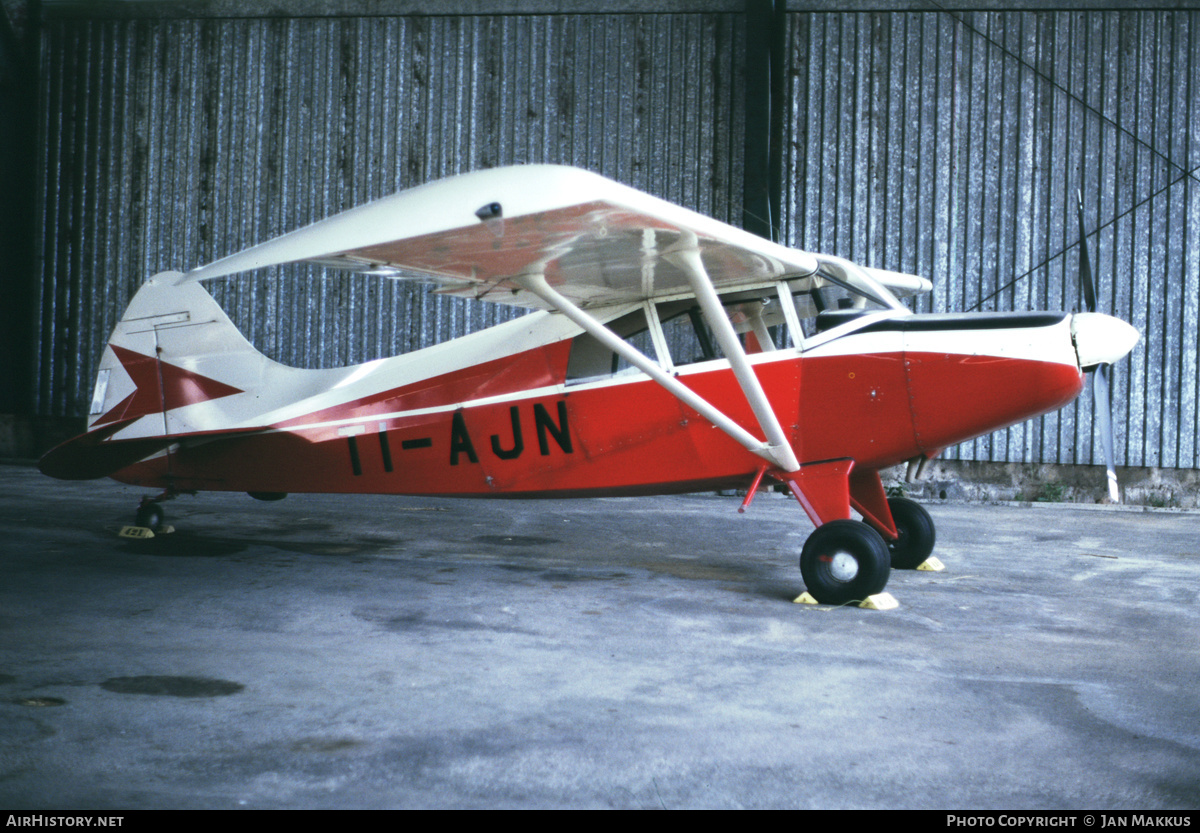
[42,272,276,480]
[86,272,270,437]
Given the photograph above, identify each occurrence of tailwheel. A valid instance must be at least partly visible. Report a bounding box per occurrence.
[885,497,936,569]
[135,501,165,533]
[799,520,891,605]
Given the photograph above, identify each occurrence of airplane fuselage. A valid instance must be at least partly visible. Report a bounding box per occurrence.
[109,310,1084,500]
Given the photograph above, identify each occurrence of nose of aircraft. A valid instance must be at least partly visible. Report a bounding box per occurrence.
[1072,312,1140,369]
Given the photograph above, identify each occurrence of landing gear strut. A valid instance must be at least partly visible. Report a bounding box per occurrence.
[799,520,891,605]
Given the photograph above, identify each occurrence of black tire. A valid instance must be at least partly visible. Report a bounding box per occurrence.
[135,502,164,532]
[886,497,936,569]
[800,520,891,605]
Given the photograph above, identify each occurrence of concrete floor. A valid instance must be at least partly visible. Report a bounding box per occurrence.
[1,462,1198,809]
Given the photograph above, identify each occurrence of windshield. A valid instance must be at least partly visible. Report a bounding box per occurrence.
[810,255,908,313]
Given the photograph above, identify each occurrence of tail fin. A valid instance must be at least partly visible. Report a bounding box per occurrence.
[41,273,271,480]
[87,272,267,433]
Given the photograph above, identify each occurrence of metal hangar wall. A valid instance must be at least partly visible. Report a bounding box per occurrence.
[17,0,1200,474]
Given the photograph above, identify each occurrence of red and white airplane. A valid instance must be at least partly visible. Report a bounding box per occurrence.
[39,165,1139,605]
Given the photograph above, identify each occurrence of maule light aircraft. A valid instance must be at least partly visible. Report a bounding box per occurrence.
[40,165,1139,605]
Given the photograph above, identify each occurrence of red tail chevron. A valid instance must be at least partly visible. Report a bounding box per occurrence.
[93,344,244,425]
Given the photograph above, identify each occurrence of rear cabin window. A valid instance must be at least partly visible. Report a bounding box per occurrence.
[565,299,779,384]
[564,308,654,383]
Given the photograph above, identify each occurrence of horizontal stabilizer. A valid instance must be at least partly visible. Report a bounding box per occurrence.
[38,421,264,481]
[38,420,160,480]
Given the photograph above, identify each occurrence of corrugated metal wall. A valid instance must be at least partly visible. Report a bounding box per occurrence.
[35,10,746,413]
[33,5,1200,471]
[783,9,1200,470]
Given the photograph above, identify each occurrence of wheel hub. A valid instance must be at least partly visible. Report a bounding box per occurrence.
[828,551,859,582]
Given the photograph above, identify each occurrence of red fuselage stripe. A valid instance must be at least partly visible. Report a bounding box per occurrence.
[112,346,1082,497]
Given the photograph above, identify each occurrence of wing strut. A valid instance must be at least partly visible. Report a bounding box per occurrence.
[516,270,800,473]
[664,239,800,472]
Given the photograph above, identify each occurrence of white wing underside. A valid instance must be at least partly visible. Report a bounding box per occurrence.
[180,165,928,309]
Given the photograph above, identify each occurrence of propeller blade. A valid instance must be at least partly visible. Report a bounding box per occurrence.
[1076,190,1098,314]
[1076,190,1121,503]
[1093,364,1120,503]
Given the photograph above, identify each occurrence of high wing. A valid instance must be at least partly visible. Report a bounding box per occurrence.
[181,165,928,309]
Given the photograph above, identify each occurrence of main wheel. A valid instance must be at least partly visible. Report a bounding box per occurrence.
[886,497,935,569]
[135,501,165,532]
[799,520,891,605]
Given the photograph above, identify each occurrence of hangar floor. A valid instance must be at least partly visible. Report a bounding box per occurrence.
[1,462,1198,809]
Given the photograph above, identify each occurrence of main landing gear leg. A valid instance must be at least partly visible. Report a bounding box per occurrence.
[781,460,892,605]
[799,520,891,606]
[846,469,938,570]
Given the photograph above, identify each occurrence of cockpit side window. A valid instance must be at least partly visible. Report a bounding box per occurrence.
[565,297,782,384]
[655,300,726,366]
[563,268,913,383]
